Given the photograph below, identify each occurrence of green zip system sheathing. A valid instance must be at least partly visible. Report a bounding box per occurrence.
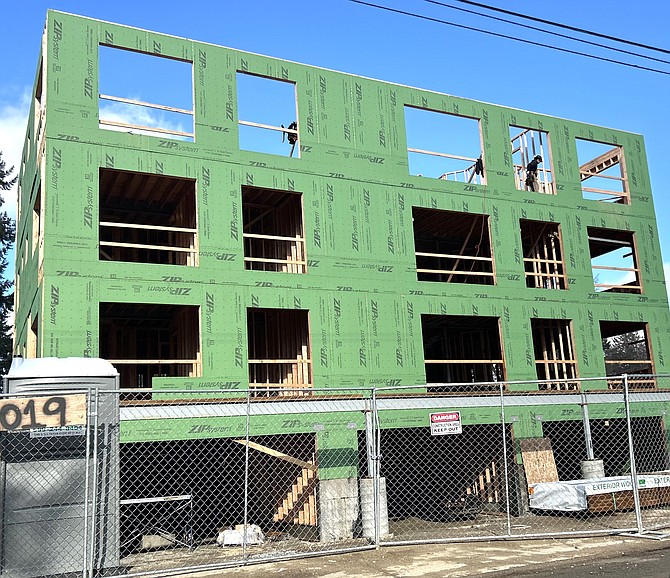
[14,11,670,459]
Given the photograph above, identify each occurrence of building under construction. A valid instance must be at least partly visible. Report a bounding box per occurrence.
[12,10,670,548]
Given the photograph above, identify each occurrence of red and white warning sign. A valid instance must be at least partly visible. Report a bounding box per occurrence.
[430,411,462,436]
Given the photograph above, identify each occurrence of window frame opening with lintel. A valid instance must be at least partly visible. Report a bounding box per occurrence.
[587,227,641,294]
[600,321,655,390]
[412,207,494,285]
[98,45,194,141]
[34,59,45,155]
[247,308,312,397]
[421,314,505,393]
[519,220,567,290]
[100,302,201,397]
[237,72,299,158]
[576,138,629,204]
[242,186,306,274]
[99,168,198,267]
[510,126,554,194]
[405,106,485,185]
[32,184,42,257]
[530,318,579,391]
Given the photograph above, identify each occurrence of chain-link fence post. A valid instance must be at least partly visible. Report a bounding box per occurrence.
[87,387,101,578]
[623,374,644,533]
[81,389,93,578]
[243,387,252,560]
[499,381,512,537]
[371,388,381,546]
[580,392,595,461]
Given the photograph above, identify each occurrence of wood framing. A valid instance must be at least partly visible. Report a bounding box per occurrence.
[520,220,567,290]
[421,314,506,392]
[531,319,579,391]
[242,186,306,274]
[510,127,554,194]
[405,106,486,184]
[413,207,494,285]
[588,227,641,294]
[99,168,198,266]
[100,302,201,393]
[600,320,656,390]
[247,308,312,396]
[578,141,629,204]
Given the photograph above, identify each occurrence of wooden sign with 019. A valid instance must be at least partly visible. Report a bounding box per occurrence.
[0,394,87,431]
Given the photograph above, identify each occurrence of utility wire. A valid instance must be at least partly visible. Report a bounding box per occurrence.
[450,0,670,56]
[425,0,670,67]
[349,0,670,76]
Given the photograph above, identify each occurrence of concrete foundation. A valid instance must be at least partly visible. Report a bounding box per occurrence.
[360,477,389,540]
[318,478,359,542]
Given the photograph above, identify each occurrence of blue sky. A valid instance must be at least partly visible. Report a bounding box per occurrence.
[1,0,669,295]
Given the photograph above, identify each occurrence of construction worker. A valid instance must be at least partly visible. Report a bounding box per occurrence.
[525,155,543,192]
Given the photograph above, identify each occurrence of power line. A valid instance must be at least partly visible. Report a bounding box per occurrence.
[424,0,670,67]
[349,0,670,76]
[450,0,670,56]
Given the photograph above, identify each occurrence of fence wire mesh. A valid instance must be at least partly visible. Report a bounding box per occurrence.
[2,377,670,578]
[0,389,120,578]
[113,388,374,578]
[372,384,512,543]
[624,374,670,533]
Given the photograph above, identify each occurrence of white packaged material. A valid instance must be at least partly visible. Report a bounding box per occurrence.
[216,524,265,546]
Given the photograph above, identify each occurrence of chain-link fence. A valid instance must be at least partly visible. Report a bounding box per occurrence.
[112,389,375,578]
[0,389,118,578]
[1,377,669,577]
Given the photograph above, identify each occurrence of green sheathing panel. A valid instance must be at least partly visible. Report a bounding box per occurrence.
[13,11,670,449]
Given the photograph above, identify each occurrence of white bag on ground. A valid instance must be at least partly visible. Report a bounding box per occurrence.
[217,524,265,546]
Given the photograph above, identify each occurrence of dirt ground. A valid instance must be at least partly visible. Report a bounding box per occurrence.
[117,508,670,577]
[177,535,670,578]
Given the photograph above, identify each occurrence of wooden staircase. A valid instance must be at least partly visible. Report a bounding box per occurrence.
[274,464,318,526]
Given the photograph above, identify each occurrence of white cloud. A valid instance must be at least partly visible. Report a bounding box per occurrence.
[99,101,192,140]
[0,89,31,222]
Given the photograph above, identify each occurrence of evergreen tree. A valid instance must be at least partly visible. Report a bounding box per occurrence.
[0,152,16,374]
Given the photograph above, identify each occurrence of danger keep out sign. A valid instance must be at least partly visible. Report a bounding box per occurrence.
[430,411,462,436]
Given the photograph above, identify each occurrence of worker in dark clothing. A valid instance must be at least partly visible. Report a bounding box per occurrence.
[467,156,484,183]
[281,121,298,157]
[525,155,543,192]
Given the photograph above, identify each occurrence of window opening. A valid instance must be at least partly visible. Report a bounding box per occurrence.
[247,308,312,396]
[519,220,567,289]
[576,138,628,204]
[100,303,201,395]
[530,318,578,391]
[28,316,38,359]
[237,73,299,157]
[421,315,505,392]
[242,186,306,273]
[510,126,553,194]
[99,168,198,266]
[32,187,41,256]
[34,62,44,149]
[413,207,494,285]
[587,227,641,293]
[600,321,655,390]
[405,106,485,184]
[99,45,194,141]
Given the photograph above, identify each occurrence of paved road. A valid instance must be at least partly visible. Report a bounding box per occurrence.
[181,535,670,578]
[499,543,670,577]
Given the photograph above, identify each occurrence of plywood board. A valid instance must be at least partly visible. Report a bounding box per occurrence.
[520,437,559,484]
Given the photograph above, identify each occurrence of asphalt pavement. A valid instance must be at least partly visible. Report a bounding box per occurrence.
[179,534,670,578]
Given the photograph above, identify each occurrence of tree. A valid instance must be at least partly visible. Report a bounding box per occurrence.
[0,151,16,374]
